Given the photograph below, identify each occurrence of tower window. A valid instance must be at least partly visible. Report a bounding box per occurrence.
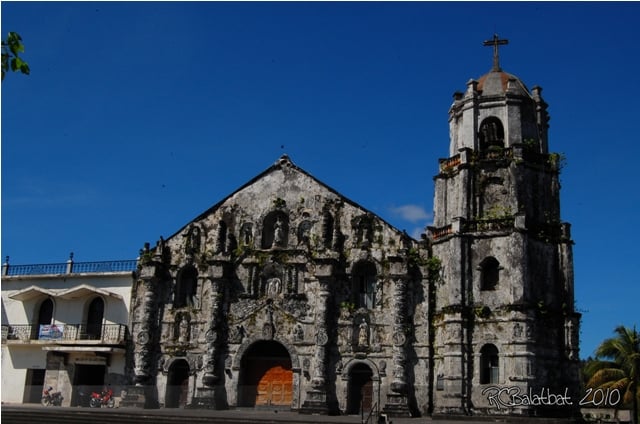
[352,261,376,309]
[480,257,500,291]
[479,117,504,151]
[480,344,499,384]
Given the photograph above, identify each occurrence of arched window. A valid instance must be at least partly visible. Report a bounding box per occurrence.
[479,117,504,151]
[36,298,54,340]
[86,297,104,340]
[175,266,198,308]
[480,344,499,384]
[480,257,500,291]
[352,261,377,309]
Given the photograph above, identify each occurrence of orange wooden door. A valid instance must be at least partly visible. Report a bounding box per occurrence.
[255,365,292,406]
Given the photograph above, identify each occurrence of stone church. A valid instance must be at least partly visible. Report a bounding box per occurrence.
[124,37,581,419]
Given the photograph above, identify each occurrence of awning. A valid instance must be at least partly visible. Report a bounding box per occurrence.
[54,284,123,300]
[8,286,58,301]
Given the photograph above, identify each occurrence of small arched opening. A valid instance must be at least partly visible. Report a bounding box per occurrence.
[480,344,500,384]
[479,117,505,151]
[480,257,500,291]
[165,359,190,408]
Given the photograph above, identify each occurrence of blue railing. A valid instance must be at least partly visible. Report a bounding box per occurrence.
[4,260,137,276]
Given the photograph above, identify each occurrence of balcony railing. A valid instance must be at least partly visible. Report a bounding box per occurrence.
[1,324,128,344]
[3,258,137,276]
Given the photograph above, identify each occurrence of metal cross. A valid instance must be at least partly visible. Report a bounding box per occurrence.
[483,34,509,71]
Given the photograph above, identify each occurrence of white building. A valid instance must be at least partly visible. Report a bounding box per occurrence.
[1,255,136,406]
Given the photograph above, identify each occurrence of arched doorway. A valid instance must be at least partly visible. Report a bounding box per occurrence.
[239,340,292,407]
[36,298,54,340]
[165,359,190,408]
[347,363,373,415]
[86,297,104,340]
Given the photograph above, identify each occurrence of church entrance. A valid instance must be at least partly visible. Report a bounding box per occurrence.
[165,359,190,408]
[347,363,373,415]
[239,340,292,407]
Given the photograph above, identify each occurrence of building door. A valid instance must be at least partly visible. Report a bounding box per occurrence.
[239,341,292,407]
[165,359,190,408]
[347,363,373,414]
[73,364,106,406]
[24,369,46,403]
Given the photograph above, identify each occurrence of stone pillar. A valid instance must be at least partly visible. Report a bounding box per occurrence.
[194,262,226,409]
[383,276,411,417]
[300,261,333,414]
[122,261,164,408]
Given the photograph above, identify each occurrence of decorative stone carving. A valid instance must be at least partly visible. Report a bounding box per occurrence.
[293,324,304,342]
[358,319,369,347]
[316,329,328,346]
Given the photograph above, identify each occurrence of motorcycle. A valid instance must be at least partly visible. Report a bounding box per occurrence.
[89,387,115,408]
[41,386,63,406]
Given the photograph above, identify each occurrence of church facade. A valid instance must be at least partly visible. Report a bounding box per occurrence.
[124,40,581,419]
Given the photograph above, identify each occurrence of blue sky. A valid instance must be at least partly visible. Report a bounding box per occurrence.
[2,2,639,358]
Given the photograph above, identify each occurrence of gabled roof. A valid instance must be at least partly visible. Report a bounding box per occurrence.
[164,155,414,243]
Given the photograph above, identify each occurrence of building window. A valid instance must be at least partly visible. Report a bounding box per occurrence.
[479,117,504,151]
[175,265,198,308]
[35,298,54,340]
[352,261,376,309]
[86,297,104,340]
[480,344,499,384]
[480,257,500,291]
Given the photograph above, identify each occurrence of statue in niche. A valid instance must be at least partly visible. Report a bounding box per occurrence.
[267,277,281,298]
[358,319,369,347]
[375,280,383,308]
[179,315,190,343]
[240,222,253,245]
[186,226,201,254]
[273,216,285,247]
[514,322,522,338]
[379,360,387,376]
[297,219,313,247]
[229,325,244,344]
[293,324,304,342]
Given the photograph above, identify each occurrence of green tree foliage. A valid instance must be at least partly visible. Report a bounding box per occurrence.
[2,31,30,81]
[585,325,640,424]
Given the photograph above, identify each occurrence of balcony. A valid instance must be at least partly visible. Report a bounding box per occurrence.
[1,323,128,345]
[2,257,137,277]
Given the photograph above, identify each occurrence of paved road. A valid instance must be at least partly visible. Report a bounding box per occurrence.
[2,405,406,424]
[1,404,579,424]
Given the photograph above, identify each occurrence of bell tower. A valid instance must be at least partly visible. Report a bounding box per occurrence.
[428,35,580,418]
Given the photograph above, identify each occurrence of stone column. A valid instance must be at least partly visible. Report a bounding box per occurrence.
[383,275,412,417]
[194,261,226,409]
[300,260,334,414]
[123,261,164,408]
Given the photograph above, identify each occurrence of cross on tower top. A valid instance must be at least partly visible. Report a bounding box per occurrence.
[483,34,509,71]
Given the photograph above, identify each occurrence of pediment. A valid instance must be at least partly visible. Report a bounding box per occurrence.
[8,286,57,301]
[57,284,123,300]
